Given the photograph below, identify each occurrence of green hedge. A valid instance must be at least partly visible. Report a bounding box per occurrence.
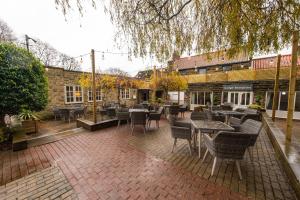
[0,43,48,117]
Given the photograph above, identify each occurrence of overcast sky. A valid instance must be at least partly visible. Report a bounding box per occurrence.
[0,0,292,75]
[0,0,161,76]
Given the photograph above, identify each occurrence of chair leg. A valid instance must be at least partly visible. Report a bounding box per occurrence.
[131,125,134,135]
[156,120,159,128]
[211,157,217,176]
[172,138,177,153]
[143,125,146,135]
[148,120,151,128]
[202,149,209,163]
[187,140,192,155]
[235,160,243,180]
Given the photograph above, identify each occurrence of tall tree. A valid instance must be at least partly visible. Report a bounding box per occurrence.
[0,19,16,42]
[55,0,300,60]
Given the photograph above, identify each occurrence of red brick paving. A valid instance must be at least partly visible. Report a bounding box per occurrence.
[0,124,247,199]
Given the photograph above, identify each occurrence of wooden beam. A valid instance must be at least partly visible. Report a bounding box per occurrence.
[286,31,299,141]
[272,54,281,121]
[91,49,97,123]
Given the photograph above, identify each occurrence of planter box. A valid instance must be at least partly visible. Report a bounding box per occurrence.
[22,120,38,134]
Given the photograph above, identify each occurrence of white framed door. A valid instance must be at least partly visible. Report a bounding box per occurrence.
[190,91,213,110]
[222,91,253,109]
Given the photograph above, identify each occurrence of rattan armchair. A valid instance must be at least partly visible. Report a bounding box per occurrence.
[202,131,252,180]
[147,107,163,128]
[170,120,193,155]
[131,112,147,135]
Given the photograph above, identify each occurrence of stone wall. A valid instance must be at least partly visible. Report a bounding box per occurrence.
[45,67,137,111]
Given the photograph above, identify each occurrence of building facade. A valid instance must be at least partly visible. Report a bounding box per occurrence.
[45,66,138,111]
[170,52,300,119]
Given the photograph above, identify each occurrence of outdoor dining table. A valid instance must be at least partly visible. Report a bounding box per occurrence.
[191,120,234,158]
[215,110,245,124]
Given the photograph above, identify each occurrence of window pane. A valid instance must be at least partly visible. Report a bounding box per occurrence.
[279,92,288,111]
[266,92,274,109]
[241,93,245,105]
[223,92,228,103]
[205,92,211,105]
[246,93,250,105]
[230,93,234,103]
[235,93,239,104]
[198,92,204,105]
[295,92,300,111]
[198,68,207,74]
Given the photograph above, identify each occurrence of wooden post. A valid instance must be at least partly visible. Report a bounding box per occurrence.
[178,87,180,104]
[91,49,97,123]
[272,54,281,121]
[286,31,299,141]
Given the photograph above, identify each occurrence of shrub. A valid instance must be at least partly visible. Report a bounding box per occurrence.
[248,104,264,110]
[0,43,48,119]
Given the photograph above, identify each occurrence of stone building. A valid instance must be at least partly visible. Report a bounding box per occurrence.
[168,52,300,119]
[45,66,138,111]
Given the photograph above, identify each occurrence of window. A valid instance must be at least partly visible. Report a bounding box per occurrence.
[295,92,300,112]
[120,88,130,99]
[279,91,288,111]
[222,92,228,103]
[266,92,274,110]
[241,92,251,105]
[190,91,212,105]
[65,85,83,103]
[230,92,239,105]
[198,68,207,74]
[222,65,232,71]
[88,88,102,102]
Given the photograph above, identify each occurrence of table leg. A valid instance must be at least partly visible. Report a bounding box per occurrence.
[198,129,201,158]
[193,128,196,149]
[225,115,229,124]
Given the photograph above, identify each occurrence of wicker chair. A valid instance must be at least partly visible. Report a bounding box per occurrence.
[131,112,147,135]
[169,105,179,118]
[170,120,193,155]
[53,108,61,120]
[147,107,163,128]
[73,107,85,119]
[116,111,130,129]
[179,103,188,118]
[202,131,252,180]
[59,109,74,123]
[106,107,116,117]
[229,114,261,131]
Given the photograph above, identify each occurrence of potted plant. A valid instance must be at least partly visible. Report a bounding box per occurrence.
[18,109,39,134]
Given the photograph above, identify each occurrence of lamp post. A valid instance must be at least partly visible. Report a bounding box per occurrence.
[25,34,37,52]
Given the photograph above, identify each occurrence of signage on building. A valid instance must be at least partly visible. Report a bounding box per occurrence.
[223,84,253,91]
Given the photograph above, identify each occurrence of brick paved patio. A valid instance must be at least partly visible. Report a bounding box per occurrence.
[0,118,297,199]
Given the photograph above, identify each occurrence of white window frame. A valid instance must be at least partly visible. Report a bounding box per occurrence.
[190,91,213,106]
[222,91,253,107]
[64,85,83,104]
[120,88,130,99]
[88,88,102,102]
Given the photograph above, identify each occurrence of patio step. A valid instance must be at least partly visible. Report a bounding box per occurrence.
[26,127,86,148]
